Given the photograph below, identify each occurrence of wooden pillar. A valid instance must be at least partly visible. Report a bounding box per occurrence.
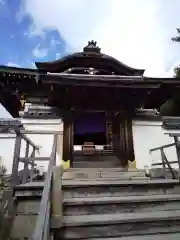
[112,112,135,167]
[119,116,127,166]
[112,113,122,165]
[124,116,135,162]
[120,113,135,166]
[63,113,73,166]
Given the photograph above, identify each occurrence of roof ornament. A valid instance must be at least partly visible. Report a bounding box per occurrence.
[83,40,101,53]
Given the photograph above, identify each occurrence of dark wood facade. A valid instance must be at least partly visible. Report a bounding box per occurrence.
[1,41,180,167]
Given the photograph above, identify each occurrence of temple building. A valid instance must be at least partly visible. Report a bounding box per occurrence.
[1,41,180,171]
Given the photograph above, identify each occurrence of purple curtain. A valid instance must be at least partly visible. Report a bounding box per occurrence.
[74,112,106,135]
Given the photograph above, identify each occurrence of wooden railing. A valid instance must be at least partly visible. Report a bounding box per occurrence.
[0,190,16,239]
[0,120,63,240]
[32,134,64,240]
[149,133,180,179]
[10,131,40,186]
[0,124,41,239]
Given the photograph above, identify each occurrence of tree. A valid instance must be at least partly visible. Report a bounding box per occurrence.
[0,158,8,195]
[160,28,180,116]
[172,28,180,42]
[174,66,180,78]
[172,28,180,78]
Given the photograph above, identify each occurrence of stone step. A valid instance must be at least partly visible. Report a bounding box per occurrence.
[11,213,55,240]
[16,199,40,215]
[73,155,119,162]
[63,179,180,186]
[73,161,120,168]
[15,181,44,190]
[75,233,180,240]
[64,168,133,172]
[60,210,180,239]
[11,215,37,239]
[62,169,146,180]
[18,193,180,216]
[62,179,180,198]
[150,168,180,179]
[64,194,180,216]
[74,151,113,156]
[64,168,145,173]
[14,181,44,198]
[63,177,149,182]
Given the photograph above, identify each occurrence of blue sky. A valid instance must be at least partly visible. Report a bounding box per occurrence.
[1,0,180,76]
[0,0,68,68]
[2,0,180,117]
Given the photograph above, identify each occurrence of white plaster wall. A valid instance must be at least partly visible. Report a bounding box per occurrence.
[0,137,16,174]
[132,120,180,169]
[0,118,63,174]
[1,115,180,174]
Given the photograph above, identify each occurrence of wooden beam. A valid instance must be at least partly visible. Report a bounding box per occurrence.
[11,135,21,187]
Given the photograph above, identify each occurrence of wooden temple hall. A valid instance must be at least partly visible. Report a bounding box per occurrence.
[1,40,180,168]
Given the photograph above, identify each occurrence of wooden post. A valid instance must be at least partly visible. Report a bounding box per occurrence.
[51,166,63,228]
[30,148,36,181]
[11,134,21,187]
[112,113,120,161]
[161,148,167,179]
[174,136,180,170]
[22,142,29,183]
[124,116,135,162]
[119,116,127,166]
[112,111,135,168]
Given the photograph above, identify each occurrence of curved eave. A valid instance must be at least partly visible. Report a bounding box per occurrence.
[35,52,145,75]
[143,77,180,109]
[0,65,39,74]
[144,77,180,85]
[144,76,180,82]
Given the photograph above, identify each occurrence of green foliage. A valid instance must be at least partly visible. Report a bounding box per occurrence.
[174,66,180,78]
[160,28,180,116]
[171,28,180,78]
[160,99,179,116]
[0,159,8,193]
[171,28,180,42]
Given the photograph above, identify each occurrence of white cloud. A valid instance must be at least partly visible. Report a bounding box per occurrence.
[7,62,21,68]
[20,0,180,77]
[51,38,61,48]
[56,53,61,59]
[23,24,46,39]
[32,45,48,58]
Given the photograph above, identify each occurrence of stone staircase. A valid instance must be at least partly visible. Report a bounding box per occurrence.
[8,168,180,239]
[73,153,121,168]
